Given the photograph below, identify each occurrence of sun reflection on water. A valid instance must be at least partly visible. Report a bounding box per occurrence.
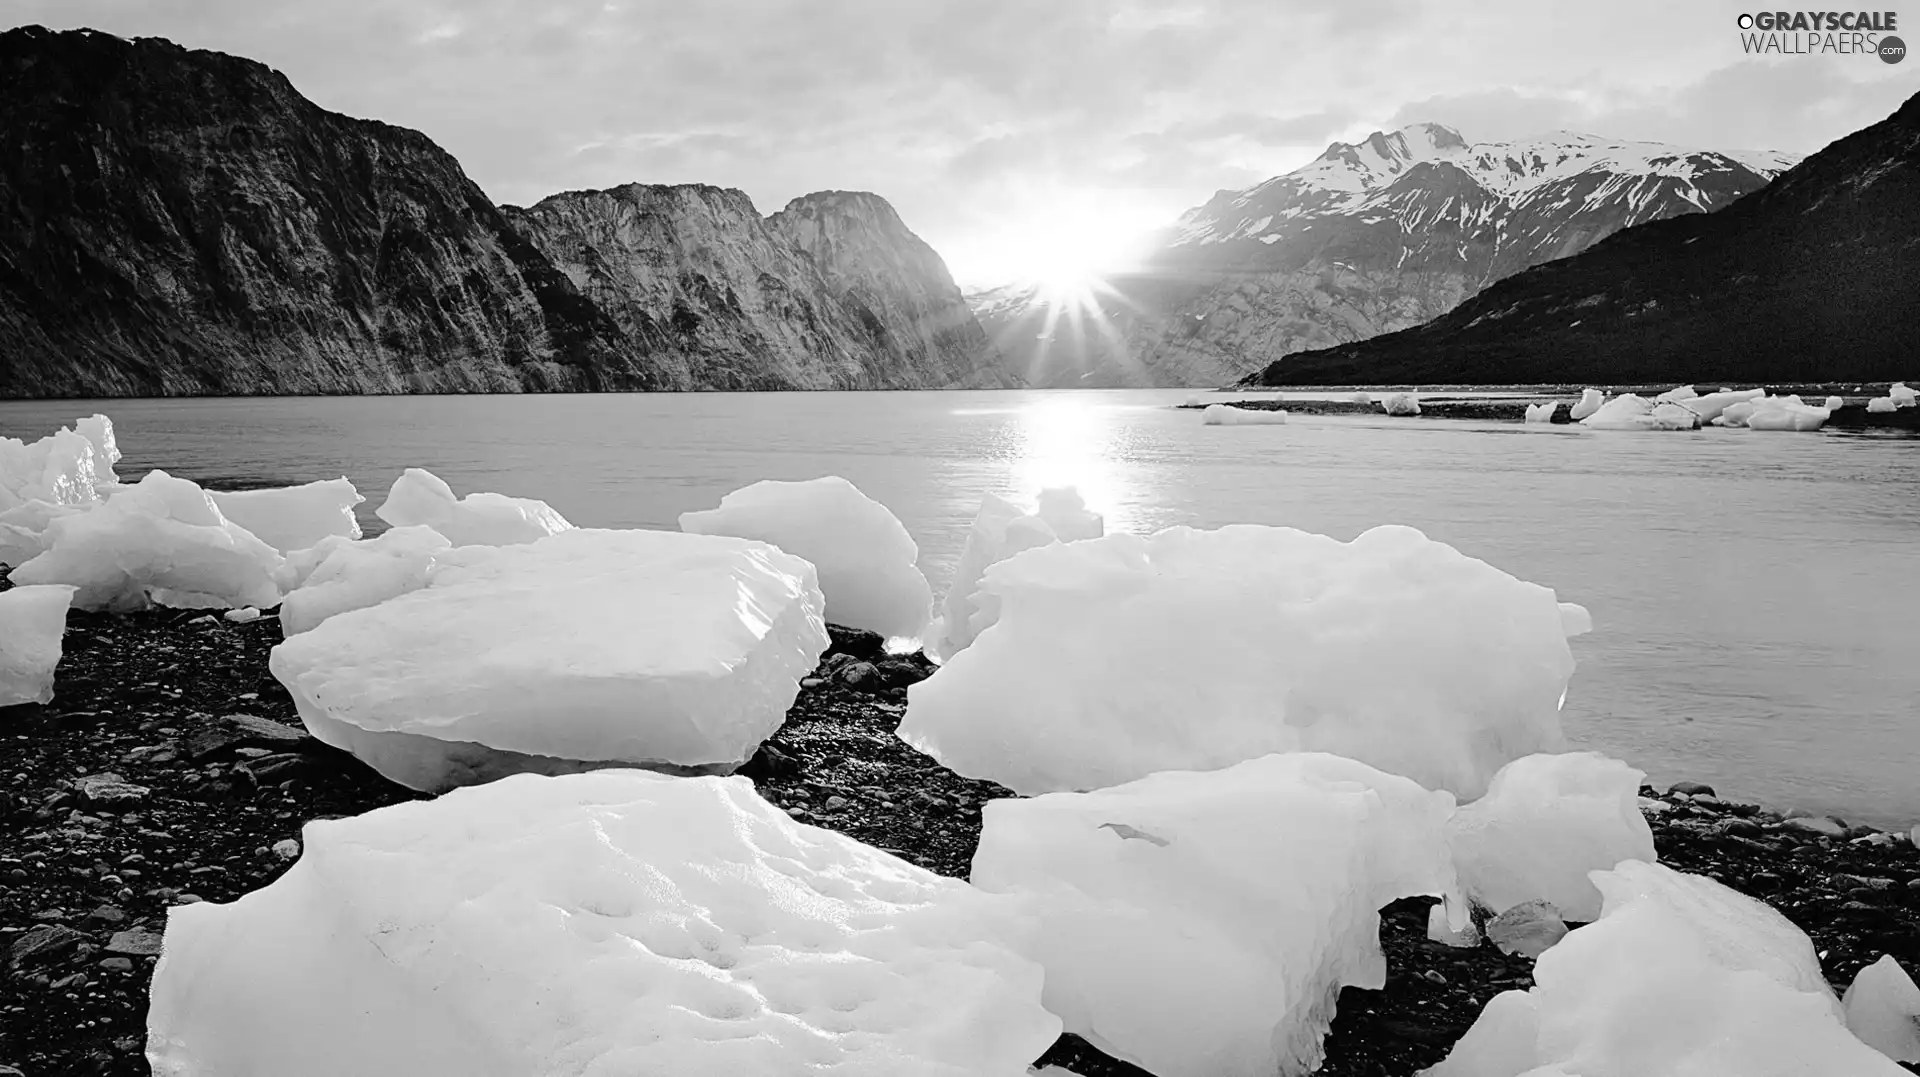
[1000,396,1138,535]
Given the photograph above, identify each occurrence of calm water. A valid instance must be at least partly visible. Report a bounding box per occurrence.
[4,390,1915,828]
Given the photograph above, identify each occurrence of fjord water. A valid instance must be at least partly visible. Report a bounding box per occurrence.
[3,390,1915,828]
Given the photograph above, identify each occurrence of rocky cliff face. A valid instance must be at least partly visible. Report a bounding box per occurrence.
[0,27,1011,398]
[1246,93,1920,386]
[973,124,1798,388]
[0,26,666,398]
[503,186,1014,391]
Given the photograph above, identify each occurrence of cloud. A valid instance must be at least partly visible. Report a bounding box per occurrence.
[9,0,1915,284]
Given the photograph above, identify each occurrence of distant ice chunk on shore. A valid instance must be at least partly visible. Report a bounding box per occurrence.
[1843,955,1920,1062]
[1568,389,1606,421]
[1424,861,1906,1077]
[375,468,572,547]
[1674,387,1763,423]
[268,528,829,793]
[680,476,932,640]
[1523,403,1557,424]
[208,479,363,554]
[1580,394,1699,430]
[1824,395,1846,411]
[1867,396,1899,413]
[1447,752,1655,922]
[278,525,452,636]
[0,584,76,706]
[1381,392,1421,416]
[900,524,1586,799]
[927,488,1103,662]
[1653,385,1697,404]
[147,770,1058,1077]
[1891,382,1917,407]
[972,753,1462,1077]
[10,471,284,612]
[1744,396,1832,432]
[1202,404,1288,425]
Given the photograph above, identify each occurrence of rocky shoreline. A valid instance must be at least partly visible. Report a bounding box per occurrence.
[2,573,1917,1076]
[1180,395,1920,429]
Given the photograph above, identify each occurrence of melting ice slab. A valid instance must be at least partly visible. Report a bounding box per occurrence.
[146,771,1060,1077]
[375,467,572,547]
[268,528,830,793]
[1448,751,1656,922]
[1424,861,1908,1076]
[208,478,363,554]
[681,476,932,640]
[0,583,76,706]
[1201,404,1289,425]
[972,753,1462,1077]
[10,470,284,612]
[928,488,1103,662]
[277,525,453,636]
[901,524,1589,798]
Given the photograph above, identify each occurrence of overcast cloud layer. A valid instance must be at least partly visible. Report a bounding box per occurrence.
[9,0,1914,285]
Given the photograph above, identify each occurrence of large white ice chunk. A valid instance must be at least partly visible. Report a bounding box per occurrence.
[375,468,572,548]
[1523,403,1557,424]
[269,528,830,793]
[0,414,121,512]
[680,477,932,639]
[1745,396,1833,432]
[1653,385,1697,404]
[1581,394,1700,430]
[1447,752,1656,922]
[901,524,1587,799]
[278,525,453,636]
[1673,387,1764,423]
[928,488,1104,662]
[0,583,75,706]
[1381,392,1421,416]
[147,770,1059,1077]
[1867,396,1899,414]
[208,479,363,554]
[1568,389,1606,421]
[971,753,1462,1077]
[1891,382,1917,407]
[1202,404,1288,425]
[10,471,284,612]
[1844,955,1920,1063]
[1423,861,1906,1077]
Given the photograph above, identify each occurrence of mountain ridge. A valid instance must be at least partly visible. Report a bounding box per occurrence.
[0,26,1011,398]
[1243,92,1920,386]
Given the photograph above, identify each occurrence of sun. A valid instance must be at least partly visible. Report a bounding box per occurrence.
[1023,246,1108,305]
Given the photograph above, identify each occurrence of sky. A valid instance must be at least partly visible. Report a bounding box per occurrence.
[8,0,1915,287]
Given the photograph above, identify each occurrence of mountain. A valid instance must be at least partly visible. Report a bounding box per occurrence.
[0,27,1009,398]
[972,123,1798,388]
[504,186,1015,390]
[1243,94,1920,387]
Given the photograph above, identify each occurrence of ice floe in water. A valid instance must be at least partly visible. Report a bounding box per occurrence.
[1523,403,1558,424]
[0,583,76,706]
[375,467,572,547]
[1743,396,1833,431]
[1201,404,1288,425]
[681,476,932,640]
[926,488,1102,663]
[899,523,1588,798]
[146,770,1059,1077]
[10,470,284,612]
[207,478,363,554]
[1447,751,1656,922]
[1891,382,1917,407]
[1424,861,1908,1076]
[1867,396,1899,413]
[269,528,829,793]
[278,525,452,636]
[971,753,1462,1077]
